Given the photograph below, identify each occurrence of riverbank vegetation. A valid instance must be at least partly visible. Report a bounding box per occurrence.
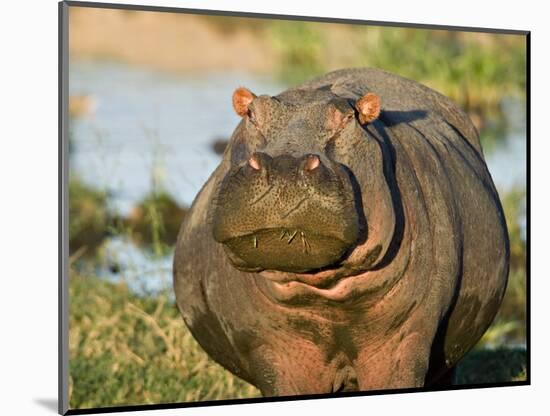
[69,270,259,409]
[70,8,526,145]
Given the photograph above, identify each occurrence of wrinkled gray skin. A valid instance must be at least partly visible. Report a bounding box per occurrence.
[173,68,509,395]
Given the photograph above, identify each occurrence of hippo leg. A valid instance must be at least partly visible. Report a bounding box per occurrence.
[247,343,340,396]
[354,323,437,390]
[426,366,456,387]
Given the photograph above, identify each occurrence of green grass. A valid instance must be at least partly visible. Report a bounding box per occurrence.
[455,348,527,385]
[357,29,526,117]
[69,177,188,260]
[69,176,111,257]
[270,24,526,110]
[268,23,526,148]
[122,190,188,257]
[270,21,326,86]
[69,271,260,410]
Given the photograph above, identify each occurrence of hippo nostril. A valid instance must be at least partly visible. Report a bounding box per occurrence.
[248,154,261,170]
[304,154,321,172]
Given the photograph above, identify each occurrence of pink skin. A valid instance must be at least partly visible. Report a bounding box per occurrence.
[258,206,406,302]
[304,154,321,171]
[249,153,320,171]
[248,155,261,170]
[245,163,448,394]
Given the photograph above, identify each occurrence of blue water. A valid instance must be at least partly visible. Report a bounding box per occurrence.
[70,60,284,215]
[69,60,527,295]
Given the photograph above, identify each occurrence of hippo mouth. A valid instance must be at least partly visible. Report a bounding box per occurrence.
[220,226,353,274]
[212,152,362,275]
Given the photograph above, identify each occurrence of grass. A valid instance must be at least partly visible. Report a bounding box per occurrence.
[69,177,188,259]
[270,21,326,86]
[269,23,526,111]
[69,270,260,410]
[455,348,527,385]
[357,29,526,118]
[69,176,111,256]
[122,190,188,257]
[268,22,525,148]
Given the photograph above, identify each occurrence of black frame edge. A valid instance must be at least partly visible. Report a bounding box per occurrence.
[64,381,530,415]
[524,32,531,386]
[59,1,70,415]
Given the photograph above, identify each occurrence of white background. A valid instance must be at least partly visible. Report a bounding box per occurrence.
[0,0,546,415]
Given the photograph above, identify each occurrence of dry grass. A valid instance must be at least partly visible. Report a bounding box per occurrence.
[68,269,259,410]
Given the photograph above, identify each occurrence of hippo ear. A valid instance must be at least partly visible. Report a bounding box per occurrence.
[355,93,381,124]
[232,87,257,117]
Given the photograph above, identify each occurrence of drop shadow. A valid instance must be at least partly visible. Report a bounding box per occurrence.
[339,164,368,246]
[379,110,428,127]
[363,121,406,270]
[34,398,58,413]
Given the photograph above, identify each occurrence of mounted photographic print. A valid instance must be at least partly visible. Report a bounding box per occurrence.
[59,1,530,414]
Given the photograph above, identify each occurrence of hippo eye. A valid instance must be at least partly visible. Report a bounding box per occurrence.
[326,111,354,140]
[247,109,258,126]
[343,113,354,125]
[246,109,267,145]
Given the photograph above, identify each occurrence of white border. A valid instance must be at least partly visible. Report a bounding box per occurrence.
[2,0,547,415]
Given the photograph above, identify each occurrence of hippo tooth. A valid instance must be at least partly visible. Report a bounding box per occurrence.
[287,230,298,244]
[300,231,310,254]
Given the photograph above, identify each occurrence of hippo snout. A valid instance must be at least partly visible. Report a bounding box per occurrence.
[246,152,322,176]
[211,151,360,273]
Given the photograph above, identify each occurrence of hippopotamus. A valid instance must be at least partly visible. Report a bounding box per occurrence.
[173,68,509,395]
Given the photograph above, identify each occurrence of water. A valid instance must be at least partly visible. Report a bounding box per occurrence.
[486,135,527,192]
[69,60,527,295]
[485,97,527,191]
[70,60,286,294]
[70,60,285,215]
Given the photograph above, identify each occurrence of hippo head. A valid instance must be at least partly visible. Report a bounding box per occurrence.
[211,85,396,284]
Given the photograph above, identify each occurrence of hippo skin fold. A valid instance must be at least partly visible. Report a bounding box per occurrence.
[173,68,509,395]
